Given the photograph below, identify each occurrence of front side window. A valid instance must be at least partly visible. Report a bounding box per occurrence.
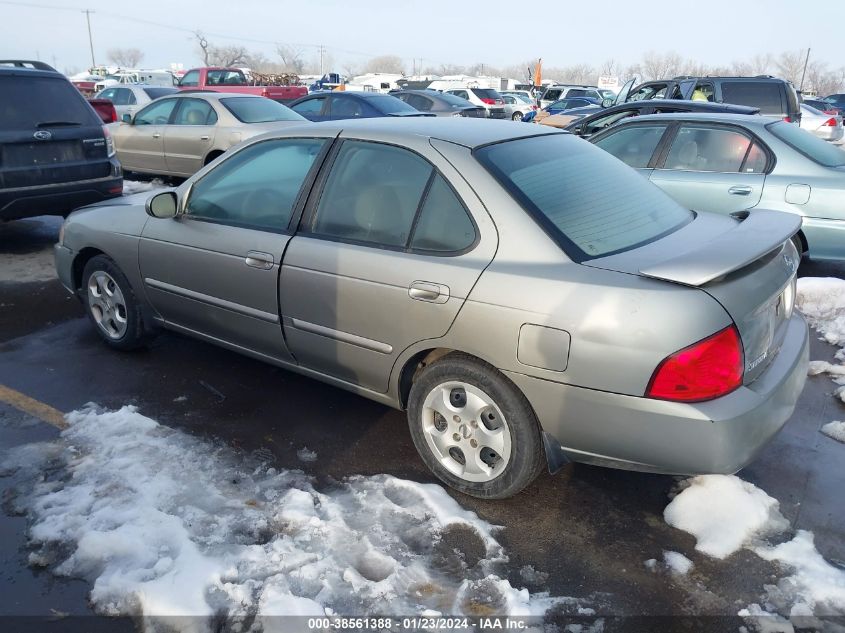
[664,126,759,172]
[292,97,326,115]
[180,70,200,87]
[311,141,433,247]
[592,124,668,168]
[186,139,326,231]
[406,94,433,111]
[134,99,177,125]
[329,96,364,118]
[477,134,691,260]
[173,99,217,125]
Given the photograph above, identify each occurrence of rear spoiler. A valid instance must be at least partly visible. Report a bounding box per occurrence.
[639,210,801,287]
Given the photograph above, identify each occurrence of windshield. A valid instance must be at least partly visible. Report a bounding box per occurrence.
[0,75,100,130]
[220,97,306,123]
[476,134,692,260]
[767,120,845,167]
[366,94,419,114]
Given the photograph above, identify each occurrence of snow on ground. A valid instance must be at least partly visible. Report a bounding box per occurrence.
[296,447,317,463]
[664,475,845,625]
[1,405,585,627]
[820,421,845,443]
[662,551,693,576]
[123,178,166,195]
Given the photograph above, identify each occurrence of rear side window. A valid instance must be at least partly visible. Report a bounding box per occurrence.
[329,96,364,117]
[365,95,419,114]
[410,175,476,252]
[0,75,100,130]
[477,134,691,260]
[721,82,783,114]
[173,99,217,125]
[663,126,766,173]
[592,125,667,168]
[292,97,326,115]
[767,120,845,167]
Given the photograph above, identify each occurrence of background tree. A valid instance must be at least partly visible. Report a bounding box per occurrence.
[276,44,305,73]
[107,47,144,68]
[363,55,405,74]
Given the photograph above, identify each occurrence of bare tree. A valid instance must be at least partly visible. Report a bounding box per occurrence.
[775,49,807,85]
[341,61,359,78]
[194,31,249,68]
[107,47,144,68]
[276,44,305,73]
[364,55,405,74]
[195,31,211,66]
[640,51,683,80]
[599,59,618,77]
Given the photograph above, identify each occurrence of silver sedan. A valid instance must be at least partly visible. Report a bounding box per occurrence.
[55,118,808,498]
[94,85,179,120]
[799,103,844,143]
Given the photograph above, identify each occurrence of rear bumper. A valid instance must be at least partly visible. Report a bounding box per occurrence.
[0,165,122,221]
[802,216,845,261]
[506,313,809,475]
[812,126,844,142]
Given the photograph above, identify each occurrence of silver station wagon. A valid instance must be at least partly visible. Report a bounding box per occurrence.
[55,119,809,499]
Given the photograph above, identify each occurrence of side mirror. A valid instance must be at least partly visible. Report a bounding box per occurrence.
[122,113,133,124]
[145,191,178,219]
[601,97,614,108]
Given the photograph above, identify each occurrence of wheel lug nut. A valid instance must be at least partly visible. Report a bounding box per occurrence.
[470,420,478,428]
[470,439,478,448]
[452,433,461,442]
[453,415,461,423]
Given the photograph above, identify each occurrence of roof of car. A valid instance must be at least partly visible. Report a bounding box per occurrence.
[161,92,265,101]
[305,117,560,148]
[619,112,771,126]
[607,99,759,114]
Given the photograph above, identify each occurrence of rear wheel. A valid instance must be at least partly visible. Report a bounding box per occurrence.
[82,255,154,350]
[407,353,544,499]
[512,111,523,121]
[791,234,805,258]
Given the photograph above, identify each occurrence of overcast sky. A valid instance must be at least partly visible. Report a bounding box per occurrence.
[0,0,837,76]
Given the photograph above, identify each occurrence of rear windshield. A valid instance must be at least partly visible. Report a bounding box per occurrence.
[143,87,178,100]
[476,134,692,260]
[767,120,845,167]
[721,82,783,114]
[0,75,99,130]
[471,88,501,100]
[220,97,306,123]
[365,94,419,114]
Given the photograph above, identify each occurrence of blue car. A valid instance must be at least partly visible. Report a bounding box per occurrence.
[289,91,435,122]
[521,96,601,122]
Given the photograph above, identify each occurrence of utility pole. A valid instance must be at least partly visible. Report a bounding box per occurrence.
[82,9,95,68]
[318,45,325,75]
[799,48,811,92]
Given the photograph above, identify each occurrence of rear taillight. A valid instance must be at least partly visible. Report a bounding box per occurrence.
[102,125,115,157]
[480,98,495,105]
[783,116,792,123]
[646,326,744,402]
[823,117,837,127]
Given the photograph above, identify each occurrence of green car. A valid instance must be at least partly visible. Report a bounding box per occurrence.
[590,112,845,261]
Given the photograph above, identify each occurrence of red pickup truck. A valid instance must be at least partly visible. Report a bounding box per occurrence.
[178,67,306,103]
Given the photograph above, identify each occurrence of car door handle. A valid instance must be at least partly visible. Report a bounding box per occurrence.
[729,185,752,195]
[152,133,161,139]
[200,135,210,141]
[408,281,449,304]
[245,251,274,269]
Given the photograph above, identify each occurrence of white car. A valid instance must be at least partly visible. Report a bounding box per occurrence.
[799,103,843,143]
[501,93,536,121]
[444,88,506,119]
[95,85,179,121]
[539,85,602,109]
[501,89,536,104]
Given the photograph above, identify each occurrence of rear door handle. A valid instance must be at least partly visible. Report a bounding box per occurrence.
[245,251,274,269]
[200,135,210,141]
[408,281,449,304]
[152,133,161,139]
[729,185,752,195]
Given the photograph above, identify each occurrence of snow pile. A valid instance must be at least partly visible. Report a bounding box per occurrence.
[663,475,788,559]
[123,179,166,195]
[797,277,845,347]
[3,405,577,624]
[662,551,693,576]
[665,475,845,621]
[820,421,845,443]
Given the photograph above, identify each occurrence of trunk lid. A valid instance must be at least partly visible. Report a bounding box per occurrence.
[585,210,801,385]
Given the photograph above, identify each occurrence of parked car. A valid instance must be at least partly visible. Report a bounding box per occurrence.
[527,97,602,123]
[558,99,759,137]
[612,76,801,123]
[798,103,843,143]
[289,91,434,122]
[112,93,307,177]
[444,88,506,119]
[88,98,118,124]
[803,98,843,117]
[500,89,535,104]
[95,85,179,120]
[590,112,845,261]
[539,85,602,108]
[501,93,536,121]
[0,60,122,221]
[178,67,306,103]
[56,118,808,499]
[822,94,845,112]
[391,89,486,118]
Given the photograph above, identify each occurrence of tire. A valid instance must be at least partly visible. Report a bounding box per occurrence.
[791,234,805,259]
[81,255,155,350]
[407,353,545,499]
[512,112,523,121]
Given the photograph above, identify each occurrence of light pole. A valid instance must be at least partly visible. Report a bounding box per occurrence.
[82,9,95,68]
[799,48,811,92]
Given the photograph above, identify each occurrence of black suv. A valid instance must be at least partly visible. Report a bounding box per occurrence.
[611,75,801,123]
[0,60,122,221]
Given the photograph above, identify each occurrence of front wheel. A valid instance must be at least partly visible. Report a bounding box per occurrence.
[512,112,524,121]
[407,353,544,499]
[82,255,155,350]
